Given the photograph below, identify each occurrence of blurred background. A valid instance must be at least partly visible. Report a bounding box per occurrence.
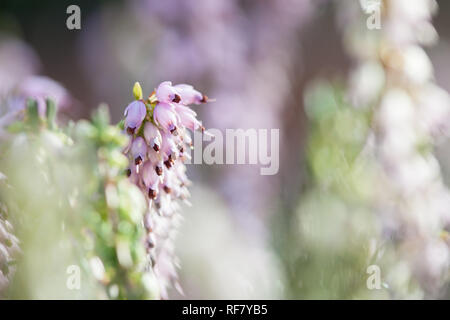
[1,0,450,299]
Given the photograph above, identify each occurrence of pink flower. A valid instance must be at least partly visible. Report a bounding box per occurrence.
[156,81,181,103]
[174,104,203,131]
[142,160,161,199]
[130,136,147,165]
[124,100,146,134]
[174,84,207,105]
[162,169,174,194]
[126,164,140,185]
[153,102,179,134]
[148,149,164,176]
[144,122,162,152]
[161,132,179,168]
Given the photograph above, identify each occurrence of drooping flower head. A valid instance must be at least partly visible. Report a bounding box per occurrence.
[122,81,210,298]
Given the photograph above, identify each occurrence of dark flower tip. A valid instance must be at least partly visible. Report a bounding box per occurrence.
[135,155,143,165]
[147,237,155,249]
[126,127,135,135]
[155,166,163,176]
[200,94,208,103]
[163,186,171,194]
[172,94,181,103]
[164,160,172,169]
[148,188,157,199]
[153,144,160,152]
[170,127,178,136]
[126,169,132,177]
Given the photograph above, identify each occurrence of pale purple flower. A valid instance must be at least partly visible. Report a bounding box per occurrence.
[156,81,181,103]
[153,102,179,134]
[148,149,164,176]
[160,132,179,168]
[144,122,162,152]
[124,100,146,134]
[174,84,206,105]
[142,160,161,199]
[130,136,147,165]
[162,169,174,194]
[126,163,140,185]
[181,130,193,147]
[174,104,203,131]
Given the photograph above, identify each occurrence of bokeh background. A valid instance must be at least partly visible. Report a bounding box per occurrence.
[1,0,450,299]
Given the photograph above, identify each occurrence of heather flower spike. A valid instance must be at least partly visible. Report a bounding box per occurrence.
[122,81,210,297]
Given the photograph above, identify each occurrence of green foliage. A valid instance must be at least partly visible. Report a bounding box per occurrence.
[0,100,158,299]
[304,80,374,203]
[279,80,388,299]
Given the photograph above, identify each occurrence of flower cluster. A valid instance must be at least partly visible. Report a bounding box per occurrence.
[123,81,209,297]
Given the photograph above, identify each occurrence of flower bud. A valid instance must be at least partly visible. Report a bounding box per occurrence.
[133,82,143,100]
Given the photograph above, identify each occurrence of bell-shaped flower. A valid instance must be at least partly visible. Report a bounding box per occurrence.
[174,84,207,105]
[162,169,174,194]
[130,136,147,165]
[161,132,179,168]
[148,148,164,176]
[126,164,140,185]
[142,160,161,199]
[153,102,179,134]
[124,100,146,134]
[174,104,203,131]
[156,81,181,103]
[144,122,162,152]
